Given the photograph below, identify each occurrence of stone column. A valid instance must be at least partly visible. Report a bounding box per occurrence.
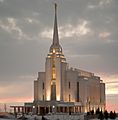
[22,107,24,113]
[74,106,75,113]
[62,107,64,113]
[48,106,50,113]
[18,107,20,113]
[25,107,28,114]
[38,106,40,114]
[14,107,16,113]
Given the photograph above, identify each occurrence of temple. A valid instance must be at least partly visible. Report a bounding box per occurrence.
[11,3,105,114]
[32,3,105,114]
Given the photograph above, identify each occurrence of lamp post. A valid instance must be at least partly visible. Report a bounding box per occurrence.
[52,105,55,114]
[32,106,36,114]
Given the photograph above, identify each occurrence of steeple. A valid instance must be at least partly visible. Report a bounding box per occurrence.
[53,3,59,46]
[49,3,62,53]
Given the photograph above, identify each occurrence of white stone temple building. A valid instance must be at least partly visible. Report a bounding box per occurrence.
[31,3,106,114]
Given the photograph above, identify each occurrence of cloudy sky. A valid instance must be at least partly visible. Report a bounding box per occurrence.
[0,0,118,112]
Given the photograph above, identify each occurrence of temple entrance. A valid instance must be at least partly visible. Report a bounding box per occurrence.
[40,107,50,115]
[40,107,45,115]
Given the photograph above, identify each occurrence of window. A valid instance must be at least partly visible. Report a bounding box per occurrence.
[51,84,56,101]
[43,82,44,89]
[43,95,44,101]
[69,82,70,89]
[53,49,55,53]
[77,82,79,102]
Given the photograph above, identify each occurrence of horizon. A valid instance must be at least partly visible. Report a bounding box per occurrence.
[0,93,117,113]
[0,0,118,113]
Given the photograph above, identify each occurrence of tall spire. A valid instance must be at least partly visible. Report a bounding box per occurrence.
[48,2,66,61]
[49,2,62,53]
[52,2,59,46]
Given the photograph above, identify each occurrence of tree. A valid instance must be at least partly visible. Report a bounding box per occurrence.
[113,111,117,119]
[91,110,94,115]
[104,110,108,119]
[98,111,104,120]
[96,108,100,115]
[109,111,114,119]
[4,104,7,112]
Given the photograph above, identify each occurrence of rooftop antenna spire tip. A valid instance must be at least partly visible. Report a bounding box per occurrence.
[53,0,57,7]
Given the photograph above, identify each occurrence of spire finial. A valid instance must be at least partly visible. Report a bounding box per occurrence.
[49,1,63,53]
[55,2,57,13]
[52,1,59,46]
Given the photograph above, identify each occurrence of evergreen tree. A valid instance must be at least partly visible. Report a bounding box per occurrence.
[113,111,117,119]
[96,108,100,115]
[109,111,114,119]
[91,110,94,115]
[104,110,108,120]
[98,111,104,120]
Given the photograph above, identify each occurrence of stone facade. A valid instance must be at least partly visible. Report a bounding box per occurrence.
[29,3,105,114]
